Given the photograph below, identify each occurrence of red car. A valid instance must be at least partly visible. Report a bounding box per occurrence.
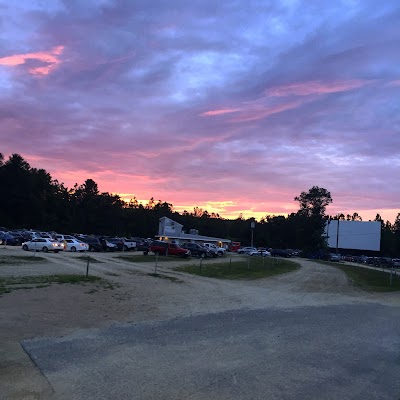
[148,241,191,258]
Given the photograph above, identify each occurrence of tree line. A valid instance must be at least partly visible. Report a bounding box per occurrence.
[1,153,399,256]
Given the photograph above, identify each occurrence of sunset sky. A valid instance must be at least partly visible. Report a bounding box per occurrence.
[1,1,399,222]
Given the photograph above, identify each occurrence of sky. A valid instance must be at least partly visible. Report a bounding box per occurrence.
[1,0,399,222]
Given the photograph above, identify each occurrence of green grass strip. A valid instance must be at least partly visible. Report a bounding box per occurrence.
[175,257,299,280]
[314,260,400,292]
[0,255,47,265]
[0,274,104,296]
[0,274,101,286]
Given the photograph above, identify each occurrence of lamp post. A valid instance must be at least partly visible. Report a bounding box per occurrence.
[250,221,255,247]
[336,218,340,255]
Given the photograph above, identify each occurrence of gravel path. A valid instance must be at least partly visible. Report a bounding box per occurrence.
[1,247,399,399]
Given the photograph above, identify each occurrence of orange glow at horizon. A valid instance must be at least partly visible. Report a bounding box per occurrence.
[117,194,292,221]
[116,193,399,223]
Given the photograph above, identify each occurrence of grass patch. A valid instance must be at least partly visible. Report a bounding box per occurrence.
[75,256,103,263]
[0,255,47,265]
[0,274,107,296]
[0,274,101,285]
[175,257,299,280]
[314,260,400,292]
[117,255,189,263]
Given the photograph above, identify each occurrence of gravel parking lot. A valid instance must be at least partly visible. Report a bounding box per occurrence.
[1,247,399,399]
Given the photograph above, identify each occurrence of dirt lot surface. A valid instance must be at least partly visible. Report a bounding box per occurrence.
[1,247,399,399]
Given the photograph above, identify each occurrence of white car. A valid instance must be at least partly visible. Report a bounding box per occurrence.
[203,243,226,256]
[249,249,271,257]
[54,234,76,242]
[22,238,64,253]
[237,247,257,254]
[122,238,137,251]
[392,259,400,268]
[63,239,89,252]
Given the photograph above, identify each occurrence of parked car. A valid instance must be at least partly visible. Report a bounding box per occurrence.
[0,232,23,246]
[54,234,76,242]
[38,232,53,239]
[366,257,391,268]
[20,231,35,241]
[366,257,379,266]
[329,253,341,262]
[249,249,271,257]
[270,249,292,258]
[99,238,118,252]
[122,238,137,251]
[80,237,103,252]
[392,259,400,268]
[63,239,89,252]
[136,239,151,252]
[8,231,25,244]
[105,237,124,251]
[149,241,190,258]
[343,255,354,262]
[286,249,301,256]
[376,257,392,268]
[237,247,257,254]
[352,255,369,264]
[181,243,210,258]
[22,238,64,253]
[203,243,226,256]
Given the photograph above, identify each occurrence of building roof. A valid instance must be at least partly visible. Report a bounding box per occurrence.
[159,216,183,227]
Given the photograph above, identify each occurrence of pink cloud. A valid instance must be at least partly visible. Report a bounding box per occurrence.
[388,80,400,87]
[0,45,64,75]
[201,108,241,116]
[201,79,369,123]
[268,79,368,97]
[229,100,305,123]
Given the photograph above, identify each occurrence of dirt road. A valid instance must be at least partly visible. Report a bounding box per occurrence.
[1,248,399,399]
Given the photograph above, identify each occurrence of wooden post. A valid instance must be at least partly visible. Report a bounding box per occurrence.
[390,265,393,286]
[86,256,90,278]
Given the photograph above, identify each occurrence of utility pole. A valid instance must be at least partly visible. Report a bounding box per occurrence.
[336,219,340,255]
[250,221,255,247]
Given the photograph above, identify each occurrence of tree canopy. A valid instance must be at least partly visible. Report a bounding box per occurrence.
[0,153,398,256]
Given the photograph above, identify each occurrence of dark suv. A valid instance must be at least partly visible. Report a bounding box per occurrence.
[106,237,124,251]
[181,242,210,258]
[81,236,103,252]
[270,249,291,258]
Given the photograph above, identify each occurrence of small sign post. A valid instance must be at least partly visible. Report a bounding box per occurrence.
[86,254,90,278]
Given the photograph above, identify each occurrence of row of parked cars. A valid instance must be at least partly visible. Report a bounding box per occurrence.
[0,228,153,254]
[237,247,300,258]
[329,253,400,268]
[20,235,153,253]
[145,241,227,258]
